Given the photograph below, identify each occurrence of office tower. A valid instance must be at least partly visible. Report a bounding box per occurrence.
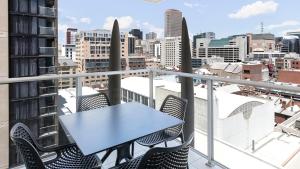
[195,35,247,62]
[146,32,157,40]
[161,37,182,67]
[66,28,78,45]
[0,0,58,168]
[75,29,128,88]
[164,9,182,37]
[128,34,136,55]
[129,29,143,40]
[280,36,300,54]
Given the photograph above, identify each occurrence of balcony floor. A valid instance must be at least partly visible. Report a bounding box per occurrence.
[98,140,223,169]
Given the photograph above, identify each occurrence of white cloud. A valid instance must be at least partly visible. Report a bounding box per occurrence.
[229,1,278,19]
[103,16,135,30]
[183,2,199,8]
[66,16,92,24]
[266,20,300,30]
[58,23,69,33]
[142,22,164,38]
[144,0,163,3]
[80,17,92,24]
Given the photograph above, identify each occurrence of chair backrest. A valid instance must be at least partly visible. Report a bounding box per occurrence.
[160,95,188,135]
[137,135,193,169]
[77,92,111,112]
[10,123,45,169]
[10,123,41,150]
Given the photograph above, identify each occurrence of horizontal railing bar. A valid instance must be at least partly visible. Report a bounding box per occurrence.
[0,69,149,84]
[1,68,300,94]
[151,69,300,93]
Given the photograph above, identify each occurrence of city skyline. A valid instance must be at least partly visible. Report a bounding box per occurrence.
[59,0,300,43]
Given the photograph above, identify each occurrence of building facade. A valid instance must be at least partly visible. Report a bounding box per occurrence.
[146,32,157,40]
[164,9,182,37]
[278,70,300,84]
[0,0,59,167]
[58,58,77,89]
[75,29,128,89]
[129,29,143,40]
[247,33,276,52]
[61,44,76,61]
[66,28,77,45]
[196,35,247,62]
[161,36,182,67]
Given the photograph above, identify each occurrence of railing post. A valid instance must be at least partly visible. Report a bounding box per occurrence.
[149,70,154,108]
[206,79,214,167]
[76,77,82,111]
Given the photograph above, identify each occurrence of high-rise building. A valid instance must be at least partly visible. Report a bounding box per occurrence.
[161,36,182,67]
[75,29,128,89]
[280,36,300,54]
[146,32,157,40]
[196,35,247,62]
[164,9,182,37]
[66,28,78,45]
[129,29,143,40]
[128,34,136,55]
[0,0,59,168]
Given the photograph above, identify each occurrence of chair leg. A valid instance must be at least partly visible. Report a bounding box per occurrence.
[180,134,184,143]
[131,142,135,157]
[101,149,113,163]
[164,141,167,147]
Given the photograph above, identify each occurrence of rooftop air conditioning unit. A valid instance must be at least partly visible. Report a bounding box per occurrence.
[295,120,300,129]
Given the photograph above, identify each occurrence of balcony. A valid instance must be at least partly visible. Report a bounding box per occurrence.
[39,6,56,17]
[39,47,56,56]
[2,69,300,169]
[39,26,56,36]
[39,66,56,75]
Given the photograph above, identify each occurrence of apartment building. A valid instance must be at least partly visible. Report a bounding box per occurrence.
[75,29,128,89]
[0,0,59,167]
[57,58,77,89]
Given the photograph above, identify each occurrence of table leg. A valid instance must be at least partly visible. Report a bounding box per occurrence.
[115,142,133,166]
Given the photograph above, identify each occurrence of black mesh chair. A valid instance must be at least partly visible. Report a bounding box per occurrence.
[10,123,101,169]
[77,92,115,163]
[135,95,187,151]
[111,135,193,169]
[77,92,111,112]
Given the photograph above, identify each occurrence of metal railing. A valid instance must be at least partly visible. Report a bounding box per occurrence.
[39,6,56,17]
[1,68,300,168]
[39,26,55,35]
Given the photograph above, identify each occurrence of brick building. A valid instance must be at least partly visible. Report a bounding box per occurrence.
[278,70,300,84]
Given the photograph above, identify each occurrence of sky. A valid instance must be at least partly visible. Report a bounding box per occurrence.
[58,0,300,44]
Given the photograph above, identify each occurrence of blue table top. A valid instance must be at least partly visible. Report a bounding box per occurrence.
[59,102,184,156]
